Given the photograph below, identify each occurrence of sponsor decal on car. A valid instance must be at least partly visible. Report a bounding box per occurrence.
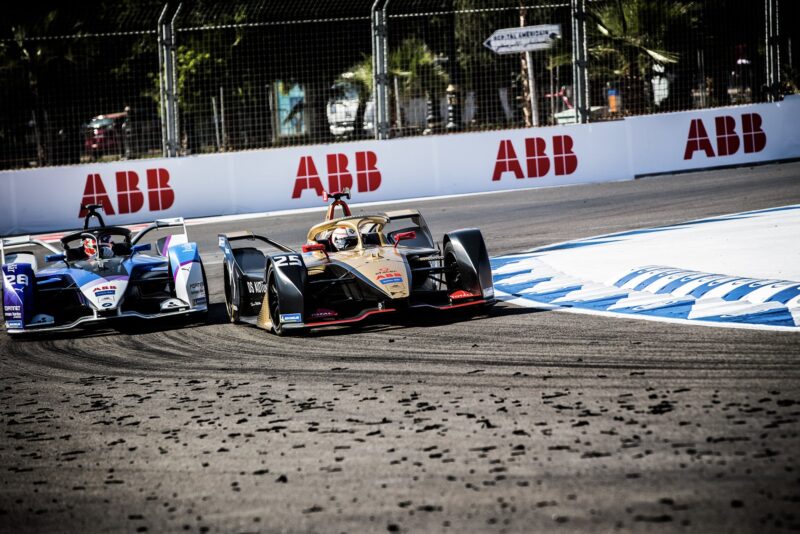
[376,271,403,285]
[6,320,23,329]
[449,290,479,300]
[246,281,267,293]
[280,313,303,323]
[189,282,206,295]
[310,308,338,320]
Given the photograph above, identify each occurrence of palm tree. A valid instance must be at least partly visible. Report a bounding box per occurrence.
[587,0,698,115]
[340,38,449,136]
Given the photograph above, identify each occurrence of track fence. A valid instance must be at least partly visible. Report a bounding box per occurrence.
[0,0,796,171]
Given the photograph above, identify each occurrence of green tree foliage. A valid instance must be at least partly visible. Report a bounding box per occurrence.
[587,0,699,113]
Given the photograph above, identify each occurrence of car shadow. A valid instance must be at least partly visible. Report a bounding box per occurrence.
[7,305,225,341]
[290,301,547,338]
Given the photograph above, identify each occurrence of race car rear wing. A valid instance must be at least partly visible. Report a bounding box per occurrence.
[218,232,295,254]
[383,209,435,249]
[1,235,60,266]
[131,217,188,245]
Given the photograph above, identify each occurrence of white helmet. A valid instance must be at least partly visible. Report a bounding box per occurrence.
[331,226,357,251]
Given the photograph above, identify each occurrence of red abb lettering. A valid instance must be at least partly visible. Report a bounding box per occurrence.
[492,140,524,181]
[116,171,144,214]
[524,138,549,178]
[493,136,577,181]
[553,135,578,175]
[79,173,116,216]
[326,154,353,193]
[684,113,766,160]
[714,116,739,156]
[742,113,766,153]
[683,119,715,160]
[292,152,382,198]
[355,151,381,192]
[292,156,325,199]
[78,169,175,218]
[146,168,175,211]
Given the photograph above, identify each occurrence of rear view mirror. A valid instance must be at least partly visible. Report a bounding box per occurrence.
[302,243,329,258]
[131,243,151,255]
[393,231,416,248]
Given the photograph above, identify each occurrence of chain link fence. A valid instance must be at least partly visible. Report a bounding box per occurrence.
[1,0,797,171]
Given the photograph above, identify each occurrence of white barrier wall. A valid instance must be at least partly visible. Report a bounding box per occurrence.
[628,95,800,176]
[1,97,799,235]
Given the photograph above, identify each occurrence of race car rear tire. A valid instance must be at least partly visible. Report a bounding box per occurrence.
[223,265,240,323]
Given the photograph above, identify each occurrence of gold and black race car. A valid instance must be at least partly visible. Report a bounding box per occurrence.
[218,190,494,335]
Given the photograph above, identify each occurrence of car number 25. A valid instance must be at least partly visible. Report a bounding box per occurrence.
[274,254,302,267]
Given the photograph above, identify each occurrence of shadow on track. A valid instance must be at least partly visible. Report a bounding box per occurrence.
[6,304,225,342]
[251,301,547,338]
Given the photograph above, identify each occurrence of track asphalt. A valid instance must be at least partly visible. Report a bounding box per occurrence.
[1,162,799,533]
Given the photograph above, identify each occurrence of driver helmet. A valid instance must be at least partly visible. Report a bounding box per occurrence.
[83,236,98,258]
[98,234,114,259]
[331,226,358,251]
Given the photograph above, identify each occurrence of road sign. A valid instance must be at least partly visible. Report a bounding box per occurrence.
[483,24,562,55]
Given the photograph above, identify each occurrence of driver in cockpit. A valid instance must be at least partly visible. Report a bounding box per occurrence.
[84,234,115,260]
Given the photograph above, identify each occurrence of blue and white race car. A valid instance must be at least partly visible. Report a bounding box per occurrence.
[1,205,208,336]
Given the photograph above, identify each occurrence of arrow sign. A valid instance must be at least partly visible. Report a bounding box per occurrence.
[484,24,562,54]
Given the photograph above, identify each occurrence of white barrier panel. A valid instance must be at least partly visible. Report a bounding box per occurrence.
[627,94,800,176]
[0,121,630,235]
[1,98,798,235]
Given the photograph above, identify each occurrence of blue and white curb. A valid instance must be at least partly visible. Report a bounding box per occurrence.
[491,205,800,331]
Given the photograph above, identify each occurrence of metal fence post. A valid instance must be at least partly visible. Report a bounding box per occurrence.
[371,0,391,140]
[158,4,169,157]
[159,3,181,157]
[169,5,182,155]
[765,0,781,102]
[571,0,589,123]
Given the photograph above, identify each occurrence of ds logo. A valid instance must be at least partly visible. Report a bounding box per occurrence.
[4,274,29,287]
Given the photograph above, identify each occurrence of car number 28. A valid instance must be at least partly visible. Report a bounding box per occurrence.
[274,255,302,267]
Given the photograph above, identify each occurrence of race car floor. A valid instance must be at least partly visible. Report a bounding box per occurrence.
[2,162,800,533]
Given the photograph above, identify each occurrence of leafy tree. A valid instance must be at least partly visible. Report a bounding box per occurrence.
[586,0,699,114]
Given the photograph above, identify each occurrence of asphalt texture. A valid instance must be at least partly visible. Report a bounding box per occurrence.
[1,162,800,533]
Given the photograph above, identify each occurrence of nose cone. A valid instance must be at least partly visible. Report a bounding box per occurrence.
[82,277,129,310]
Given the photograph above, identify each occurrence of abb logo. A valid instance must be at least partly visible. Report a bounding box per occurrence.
[292,151,381,199]
[79,168,175,217]
[684,113,766,160]
[492,135,577,181]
